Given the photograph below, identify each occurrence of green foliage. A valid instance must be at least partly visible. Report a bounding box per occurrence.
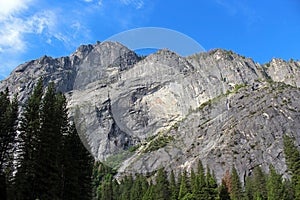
[104,151,132,169]
[244,176,253,200]
[91,156,300,200]
[0,88,18,199]
[230,166,243,200]
[169,170,178,200]
[178,170,189,199]
[198,99,212,110]
[218,180,230,200]
[14,80,93,200]
[143,134,174,153]
[282,179,295,200]
[128,143,141,152]
[233,83,247,91]
[283,134,300,199]
[252,166,268,200]
[267,165,283,200]
[15,78,43,199]
[153,167,170,199]
[205,166,218,199]
[101,174,113,200]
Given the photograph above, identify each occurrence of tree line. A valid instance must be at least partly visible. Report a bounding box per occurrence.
[93,135,300,200]
[0,79,93,200]
[93,160,294,200]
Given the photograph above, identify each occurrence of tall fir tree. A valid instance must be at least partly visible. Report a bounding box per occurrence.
[244,176,253,200]
[230,166,242,200]
[101,174,113,200]
[267,165,283,200]
[130,174,148,200]
[61,116,93,198]
[169,170,178,200]
[0,89,18,200]
[142,181,155,200]
[34,82,63,199]
[282,179,295,200]
[283,134,300,199]
[15,80,93,199]
[178,170,190,200]
[119,175,133,200]
[194,160,206,199]
[205,166,218,200]
[252,166,267,200]
[190,168,197,195]
[154,167,170,200]
[15,78,43,199]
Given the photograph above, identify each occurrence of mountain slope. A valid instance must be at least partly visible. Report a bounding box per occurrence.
[1,41,300,182]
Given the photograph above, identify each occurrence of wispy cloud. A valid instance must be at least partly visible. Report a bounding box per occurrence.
[0,0,151,78]
[0,8,60,77]
[0,1,90,77]
[0,0,33,19]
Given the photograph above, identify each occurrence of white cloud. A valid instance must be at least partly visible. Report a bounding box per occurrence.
[0,10,56,54]
[0,0,150,78]
[0,0,33,19]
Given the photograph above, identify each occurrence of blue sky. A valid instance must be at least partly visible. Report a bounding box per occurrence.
[0,0,299,79]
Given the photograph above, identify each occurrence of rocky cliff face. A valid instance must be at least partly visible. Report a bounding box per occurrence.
[1,41,300,183]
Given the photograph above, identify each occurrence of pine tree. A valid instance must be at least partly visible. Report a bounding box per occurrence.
[169,170,178,200]
[153,167,170,200]
[252,166,267,200]
[244,176,253,200]
[178,170,189,199]
[205,166,218,199]
[142,182,155,200]
[218,180,230,200]
[190,168,197,195]
[230,166,242,200]
[282,179,295,200]
[101,174,113,200]
[15,78,43,199]
[62,123,93,199]
[14,80,94,199]
[112,179,120,200]
[93,162,115,199]
[119,175,133,200]
[0,89,18,199]
[130,174,148,200]
[34,82,63,199]
[283,134,300,199]
[194,160,206,199]
[267,165,283,200]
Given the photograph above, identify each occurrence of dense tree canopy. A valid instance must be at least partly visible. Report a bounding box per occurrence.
[0,80,94,200]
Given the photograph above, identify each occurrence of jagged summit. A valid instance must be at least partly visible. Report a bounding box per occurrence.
[1,41,300,183]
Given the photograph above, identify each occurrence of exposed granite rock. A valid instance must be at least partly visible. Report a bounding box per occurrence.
[119,82,300,184]
[1,42,300,183]
[265,58,300,87]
